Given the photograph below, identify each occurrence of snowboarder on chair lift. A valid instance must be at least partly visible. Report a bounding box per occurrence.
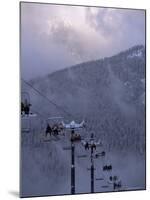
[45,123,52,137]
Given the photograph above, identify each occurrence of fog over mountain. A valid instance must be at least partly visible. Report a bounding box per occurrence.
[21,45,145,197]
[21,3,145,80]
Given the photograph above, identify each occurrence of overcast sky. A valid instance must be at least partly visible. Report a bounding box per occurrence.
[20,2,145,80]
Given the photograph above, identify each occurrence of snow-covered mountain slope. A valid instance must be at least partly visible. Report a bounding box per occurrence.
[24,44,145,153]
[21,45,146,196]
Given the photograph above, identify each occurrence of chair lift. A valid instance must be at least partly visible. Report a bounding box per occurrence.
[70,133,81,142]
[21,92,37,133]
[44,117,64,140]
[107,175,122,190]
[114,180,122,190]
[61,120,85,143]
[21,92,37,117]
[101,175,118,190]
[103,164,112,171]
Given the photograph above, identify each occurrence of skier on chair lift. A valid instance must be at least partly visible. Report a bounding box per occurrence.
[52,124,59,136]
[92,143,96,150]
[114,181,122,190]
[45,123,52,137]
[24,99,31,115]
[85,142,89,150]
[103,165,112,171]
[21,102,25,115]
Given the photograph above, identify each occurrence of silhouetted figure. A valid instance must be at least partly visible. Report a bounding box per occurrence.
[24,99,31,115]
[58,123,63,132]
[85,142,89,150]
[103,165,112,171]
[45,124,52,137]
[21,102,25,114]
[71,133,80,142]
[52,125,59,136]
[108,165,112,170]
[91,133,94,139]
[101,151,105,157]
[110,175,118,182]
[92,143,96,150]
[74,134,81,142]
[95,153,99,158]
[114,181,121,190]
[113,176,118,181]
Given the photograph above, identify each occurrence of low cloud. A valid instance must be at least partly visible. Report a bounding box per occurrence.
[21,3,145,80]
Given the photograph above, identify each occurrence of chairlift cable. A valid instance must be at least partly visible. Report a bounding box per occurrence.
[21,78,74,118]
